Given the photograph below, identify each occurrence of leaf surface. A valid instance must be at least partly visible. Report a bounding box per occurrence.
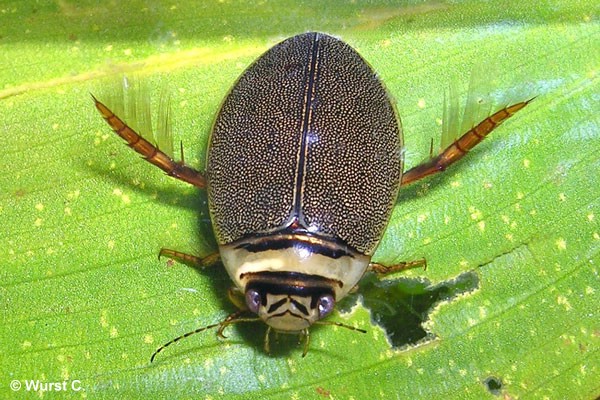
[1,1,598,399]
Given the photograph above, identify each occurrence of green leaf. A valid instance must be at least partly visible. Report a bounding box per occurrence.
[1,1,598,399]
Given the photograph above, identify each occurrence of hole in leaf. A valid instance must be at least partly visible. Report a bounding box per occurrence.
[340,271,479,347]
[483,376,503,395]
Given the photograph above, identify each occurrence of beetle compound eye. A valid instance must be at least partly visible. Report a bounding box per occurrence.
[245,289,261,314]
[317,294,335,319]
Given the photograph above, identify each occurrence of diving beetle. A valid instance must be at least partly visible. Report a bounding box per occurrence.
[93,32,531,360]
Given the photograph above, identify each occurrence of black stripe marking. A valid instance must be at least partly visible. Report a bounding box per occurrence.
[267,298,287,313]
[233,229,358,259]
[291,298,309,316]
[243,271,342,297]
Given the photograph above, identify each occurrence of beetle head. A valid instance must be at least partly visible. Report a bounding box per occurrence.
[150,272,365,362]
[244,286,335,332]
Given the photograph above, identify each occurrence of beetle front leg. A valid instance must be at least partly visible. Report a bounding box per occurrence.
[368,258,427,276]
[227,287,247,311]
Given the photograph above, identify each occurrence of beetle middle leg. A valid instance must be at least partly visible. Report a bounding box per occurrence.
[368,259,427,276]
[92,95,207,188]
[159,248,220,268]
[400,99,533,186]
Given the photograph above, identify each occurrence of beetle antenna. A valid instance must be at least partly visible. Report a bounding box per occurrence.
[150,312,260,363]
[314,320,367,333]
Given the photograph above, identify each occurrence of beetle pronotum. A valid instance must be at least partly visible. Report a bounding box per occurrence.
[93,32,531,361]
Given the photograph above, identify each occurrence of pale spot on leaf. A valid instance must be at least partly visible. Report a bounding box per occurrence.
[380,38,392,47]
[477,221,485,232]
[559,193,567,202]
[469,206,482,220]
[478,307,487,318]
[61,366,70,381]
[100,310,109,328]
[585,286,594,295]
[557,295,572,311]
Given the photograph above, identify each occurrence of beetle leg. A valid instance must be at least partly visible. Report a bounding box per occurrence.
[158,248,220,268]
[400,99,533,186]
[215,309,247,338]
[92,95,207,188]
[264,326,273,354]
[227,287,247,311]
[369,258,427,276]
[301,328,310,357]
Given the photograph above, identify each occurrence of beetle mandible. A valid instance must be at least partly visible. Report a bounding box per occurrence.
[93,32,531,361]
